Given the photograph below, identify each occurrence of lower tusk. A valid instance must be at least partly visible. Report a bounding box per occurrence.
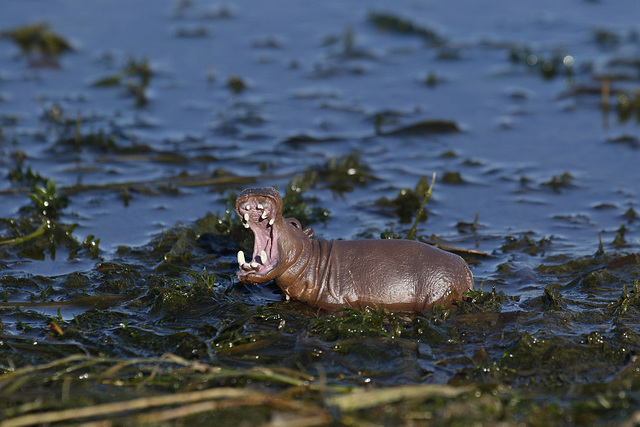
[260,250,268,264]
[269,218,274,226]
[237,250,246,265]
[261,211,268,220]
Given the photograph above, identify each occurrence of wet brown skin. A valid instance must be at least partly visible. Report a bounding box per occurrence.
[235,187,474,312]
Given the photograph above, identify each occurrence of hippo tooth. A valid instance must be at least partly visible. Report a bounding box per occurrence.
[245,204,251,210]
[244,222,250,228]
[250,261,259,268]
[237,250,246,265]
[244,213,249,222]
[261,211,268,220]
[260,250,268,264]
[257,203,264,210]
[269,218,274,226]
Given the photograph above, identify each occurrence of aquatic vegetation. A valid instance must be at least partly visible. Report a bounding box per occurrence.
[308,306,403,340]
[615,90,640,124]
[456,285,510,314]
[376,117,460,136]
[456,213,480,234]
[1,2,640,425]
[321,151,373,191]
[441,170,464,184]
[130,198,250,272]
[612,223,628,247]
[541,171,574,192]
[368,12,444,45]
[227,74,247,94]
[173,25,210,38]
[57,129,118,152]
[27,178,68,219]
[282,175,329,227]
[423,71,443,87]
[502,235,552,256]
[8,164,48,189]
[0,172,102,260]
[508,46,574,80]
[2,23,72,66]
[0,217,99,261]
[376,175,431,224]
[594,28,621,48]
[92,57,153,106]
[298,150,375,194]
[7,168,66,222]
[606,134,640,149]
[623,207,638,222]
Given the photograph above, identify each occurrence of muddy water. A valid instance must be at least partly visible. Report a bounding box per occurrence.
[1,1,640,424]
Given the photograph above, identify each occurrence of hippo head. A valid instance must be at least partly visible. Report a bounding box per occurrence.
[235,187,282,284]
[235,187,315,286]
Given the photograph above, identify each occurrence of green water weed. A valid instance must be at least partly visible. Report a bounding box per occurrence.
[376,175,431,224]
[93,57,153,106]
[368,12,444,45]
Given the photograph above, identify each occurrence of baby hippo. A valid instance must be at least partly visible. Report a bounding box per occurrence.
[235,187,473,312]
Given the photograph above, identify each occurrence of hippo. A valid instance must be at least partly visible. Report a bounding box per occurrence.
[235,187,474,312]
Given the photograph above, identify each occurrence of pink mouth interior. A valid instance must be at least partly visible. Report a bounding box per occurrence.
[237,196,278,276]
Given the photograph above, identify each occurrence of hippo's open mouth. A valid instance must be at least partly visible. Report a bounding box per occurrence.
[236,189,279,281]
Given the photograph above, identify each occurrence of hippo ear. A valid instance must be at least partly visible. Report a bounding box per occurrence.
[303,227,315,238]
